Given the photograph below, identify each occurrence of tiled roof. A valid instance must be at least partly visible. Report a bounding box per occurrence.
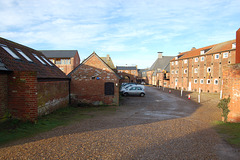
[116,66,137,70]
[171,39,236,61]
[0,37,67,79]
[150,56,175,72]
[0,58,9,71]
[39,50,78,58]
[100,55,115,69]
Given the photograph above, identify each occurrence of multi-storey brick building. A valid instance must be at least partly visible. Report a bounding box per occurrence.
[40,50,80,75]
[116,66,138,83]
[69,52,120,106]
[170,39,237,93]
[0,37,69,121]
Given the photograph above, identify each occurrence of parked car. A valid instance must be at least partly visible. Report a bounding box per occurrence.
[122,86,145,97]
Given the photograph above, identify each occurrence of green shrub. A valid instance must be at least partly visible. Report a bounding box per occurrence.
[217,97,231,122]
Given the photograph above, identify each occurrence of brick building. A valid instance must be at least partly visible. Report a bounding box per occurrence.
[116,66,138,83]
[147,52,174,86]
[170,39,237,93]
[40,50,80,75]
[69,52,120,106]
[0,37,69,121]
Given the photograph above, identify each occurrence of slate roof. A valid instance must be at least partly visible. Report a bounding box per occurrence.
[39,50,78,58]
[100,56,115,69]
[0,37,67,79]
[171,39,236,61]
[150,56,175,72]
[116,66,137,70]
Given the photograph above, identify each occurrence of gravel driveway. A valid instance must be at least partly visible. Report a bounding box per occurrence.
[0,86,239,159]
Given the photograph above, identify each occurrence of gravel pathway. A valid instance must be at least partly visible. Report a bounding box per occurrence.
[0,86,239,159]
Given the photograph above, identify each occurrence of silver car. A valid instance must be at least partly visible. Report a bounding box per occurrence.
[123,86,145,97]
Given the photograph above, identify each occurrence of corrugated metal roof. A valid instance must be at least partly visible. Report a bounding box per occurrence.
[116,66,137,70]
[39,50,78,58]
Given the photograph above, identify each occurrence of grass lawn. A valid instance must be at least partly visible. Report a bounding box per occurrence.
[214,121,240,148]
[0,105,116,146]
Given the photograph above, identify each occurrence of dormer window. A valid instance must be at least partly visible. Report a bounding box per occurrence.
[0,44,20,59]
[175,57,178,60]
[232,43,236,49]
[15,48,33,62]
[33,53,46,65]
[200,50,205,55]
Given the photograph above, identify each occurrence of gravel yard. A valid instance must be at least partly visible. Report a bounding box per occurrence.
[0,86,239,159]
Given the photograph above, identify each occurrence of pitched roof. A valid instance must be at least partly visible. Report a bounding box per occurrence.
[0,58,8,71]
[0,37,67,79]
[172,39,236,61]
[39,50,78,58]
[100,55,115,69]
[150,56,175,72]
[68,52,120,79]
[116,66,137,70]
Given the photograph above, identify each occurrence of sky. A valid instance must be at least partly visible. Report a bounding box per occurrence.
[0,0,240,69]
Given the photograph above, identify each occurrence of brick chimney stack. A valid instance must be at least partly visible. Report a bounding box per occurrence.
[158,52,163,59]
[107,54,110,60]
[236,28,240,64]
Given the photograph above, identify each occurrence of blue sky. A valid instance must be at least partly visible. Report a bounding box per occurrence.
[0,0,240,69]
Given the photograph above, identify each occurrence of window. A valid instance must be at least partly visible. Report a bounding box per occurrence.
[15,48,33,62]
[201,57,204,61]
[0,44,20,59]
[41,56,53,66]
[194,79,198,84]
[184,69,187,74]
[207,79,211,84]
[194,68,198,73]
[56,59,61,64]
[172,62,174,65]
[184,59,188,64]
[175,70,178,74]
[232,43,236,49]
[195,57,198,62]
[104,82,114,95]
[175,61,178,65]
[200,79,204,84]
[33,53,46,65]
[200,50,205,55]
[172,70,174,74]
[214,79,218,85]
[215,54,219,59]
[175,78,178,83]
[223,52,228,58]
[207,67,211,73]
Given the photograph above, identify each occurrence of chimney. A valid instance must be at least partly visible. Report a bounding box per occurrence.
[191,47,196,51]
[158,52,163,59]
[236,28,240,64]
[107,54,110,60]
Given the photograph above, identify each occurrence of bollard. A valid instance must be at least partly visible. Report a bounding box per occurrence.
[169,89,171,93]
[188,94,191,99]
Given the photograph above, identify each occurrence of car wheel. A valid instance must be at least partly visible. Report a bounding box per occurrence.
[140,93,145,97]
[123,92,128,96]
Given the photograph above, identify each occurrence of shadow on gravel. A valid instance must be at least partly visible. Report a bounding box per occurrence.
[1,86,221,149]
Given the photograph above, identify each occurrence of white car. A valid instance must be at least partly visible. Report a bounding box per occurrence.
[122,86,145,97]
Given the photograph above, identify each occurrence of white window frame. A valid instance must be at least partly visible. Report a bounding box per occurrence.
[175,61,178,65]
[175,78,178,83]
[171,70,174,74]
[184,69,187,74]
[0,44,20,59]
[200,79,204,84]
[194,79,198,84]
[223,52,228,58]
[207,67,211,73]
[15,48,33,62]
[33,53,46,65]
[172,62,174,65]
[175,70,178,74]
[215,54,219,59]
[207,79,211,84]
[201,56,204,61]
[214,79,218,85]
[184,59,188,64]
[200,50,205,55]
[232,43,236,49]
[194,68,198,73]
[195,57,198,62]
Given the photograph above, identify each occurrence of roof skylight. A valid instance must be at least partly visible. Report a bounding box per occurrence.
[41,56,53,66]
[33,53,46,65]
[0,44,20,59]
[15,48,33,62]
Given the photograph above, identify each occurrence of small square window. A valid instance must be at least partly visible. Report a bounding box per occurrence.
[194,68,198,73]
[194,79,198,84]
[207,67,211,73]
[214,79,218,85]
[201,57,204,61]
[232,43,236,49]
[223,52,228,58]
[175,70,178,74]
[200,50,205,55]
[200,79,204,84]
[1,44,20,59]
[175,61,178,65]
[215,54,219,59]
[184,59,188,64]
[207,79,211,84]
[195,58,198,62]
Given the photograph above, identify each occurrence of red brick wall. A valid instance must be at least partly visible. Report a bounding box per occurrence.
[8,71,38,121]
[37,80,69,116]
[70,55,119,106]
[222,63,240,122]
[0,73,8,118]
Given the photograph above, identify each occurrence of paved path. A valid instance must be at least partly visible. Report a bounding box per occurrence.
[0,86,239,159]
